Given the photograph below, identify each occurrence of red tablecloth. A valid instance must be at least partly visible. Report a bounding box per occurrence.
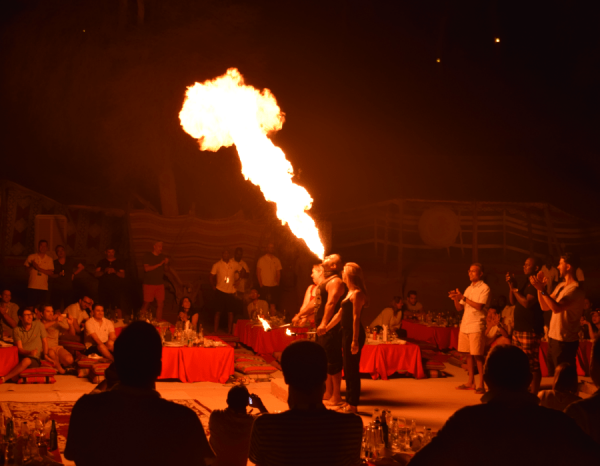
[360,342,426,380]
[0,346,18,377]
[235,320,308,354]
[402,320,459,350]
[539,340,593,377]
[158,337,234,383]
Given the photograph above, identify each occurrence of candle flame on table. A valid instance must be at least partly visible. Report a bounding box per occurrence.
[285,328,292,336]
[258,316,271,332]
[179,68,324,259]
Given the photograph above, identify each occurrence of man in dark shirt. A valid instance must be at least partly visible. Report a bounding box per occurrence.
[141,241,169,321]
[65,321,214,466]
[249,340,363,466]
[506,257,543,393]
[410,345,597,466]
[95,247,125,317]
[51,245,84,311]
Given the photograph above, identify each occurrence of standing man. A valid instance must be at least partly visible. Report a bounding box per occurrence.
[315,254,347,406]
[95,247,125,318]
[0,289,19,337]
[210,249,239,334]
[84,304,116,361]
[141,241,169,321]
[233,247,250,318]
[24,239,55,307]
[531,253,585,369]
[449,263,490,395]
[51,245,85,311]
[541,255,559,333]
[0,308,48,383]
[506,257,544,393]
[256,243,282,313]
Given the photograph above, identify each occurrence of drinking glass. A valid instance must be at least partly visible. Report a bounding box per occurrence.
[372,408,381,422]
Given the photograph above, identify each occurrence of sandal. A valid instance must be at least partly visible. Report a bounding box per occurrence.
[474,387,486,395]
[456,384,475,390]
[324,400,345,407]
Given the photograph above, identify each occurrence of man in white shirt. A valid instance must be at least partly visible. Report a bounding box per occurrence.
[449,263,490,394]
[233,247,250,320]
[256,243,282,313]
[247,289,269,320]
[84,304,116,361]
[24,239,55,307]
[531,253,585,370]
[210,249,240,334]
[541,256,559,330]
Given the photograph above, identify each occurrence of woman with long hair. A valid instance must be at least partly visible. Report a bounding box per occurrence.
[292,264,324,326]
[177,297,199,331]
[325,262,367,413]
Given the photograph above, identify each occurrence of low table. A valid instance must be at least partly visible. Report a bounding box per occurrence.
[0,346,18,377]
[158,337,234,383]
[402,320,459,351]
[360,342,426,380]
[234,320,308,354]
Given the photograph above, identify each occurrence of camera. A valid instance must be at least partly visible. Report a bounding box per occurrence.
[248,396,253,405]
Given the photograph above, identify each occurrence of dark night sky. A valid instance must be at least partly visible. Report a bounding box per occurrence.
[1,0,599,221]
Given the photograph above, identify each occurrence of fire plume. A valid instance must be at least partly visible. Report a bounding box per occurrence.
[179,68,324,259]
[258,316,272,332]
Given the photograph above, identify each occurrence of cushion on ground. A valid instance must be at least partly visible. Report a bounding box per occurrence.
[423,359,446,371]
[90,363,111,376]
[407,339,437,351]
[421,350,439,359]
[234,348,253,355]
[17,376,56,384]
[234,361,277,375]
[19,366,57,377]
[234,355,267,364]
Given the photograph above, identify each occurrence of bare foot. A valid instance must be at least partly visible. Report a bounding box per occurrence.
[56,365,66,375]
[324,398,344,406]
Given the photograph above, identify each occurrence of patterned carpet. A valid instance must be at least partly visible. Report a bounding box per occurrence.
[1,399,212,463]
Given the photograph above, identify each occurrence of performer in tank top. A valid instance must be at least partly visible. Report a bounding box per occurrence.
[315,254,347,406]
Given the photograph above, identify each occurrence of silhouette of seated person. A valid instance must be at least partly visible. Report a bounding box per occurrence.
[410,345,597,466]
[209,385,267,466]
[249,340,363,466]
[538,362,581,411]
[565,335,600,443]
[65,321,215,466]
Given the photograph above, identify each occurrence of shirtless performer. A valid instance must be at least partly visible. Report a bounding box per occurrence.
[315,255,347,406]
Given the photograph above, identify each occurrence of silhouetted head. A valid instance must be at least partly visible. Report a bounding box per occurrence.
[227,385,250,412]
[553,363,579,395]
[115,321,162,388]
[282,340,327,393]
[484,345,531,392]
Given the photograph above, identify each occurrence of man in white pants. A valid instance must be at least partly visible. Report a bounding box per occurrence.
[449,263,490,395]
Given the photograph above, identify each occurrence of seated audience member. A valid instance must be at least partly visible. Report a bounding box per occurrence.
[0,289,19,337]
[405,290,423,315]
[64,296,93,338]
[0,307,48,383]
[209,386,267,466]
[247,289,269,321]
[497,295,515,335]
[40,305,75,373]
[249,340,363,466]
[177,297,199,331]
[484,307,511,351]
[65,321,215,466]
[370,296,404,337]
[410,345,597,466]
[538,363,581,411]
[580,311,599,340]
[84,304,116,361]
[292,265,324,326]
[565,335,600,443]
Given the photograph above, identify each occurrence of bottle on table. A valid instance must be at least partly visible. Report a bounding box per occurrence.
[48,421,58,452]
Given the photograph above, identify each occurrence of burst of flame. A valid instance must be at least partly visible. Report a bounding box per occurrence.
[258,316,271,332]
[285,328,292,336]
[179,68,324,259]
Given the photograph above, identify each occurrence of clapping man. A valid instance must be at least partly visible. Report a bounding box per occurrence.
[64,296,93,340]
[95,247,125,318]
[141,241,169,321]
[0,307,48,383]
[24,239,54,307]
[51,245,84,311]
[450,263,490,394]
[530,253,585,370]
[40,305,75,373]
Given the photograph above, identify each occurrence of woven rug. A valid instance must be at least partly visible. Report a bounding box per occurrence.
[1,399,212,463]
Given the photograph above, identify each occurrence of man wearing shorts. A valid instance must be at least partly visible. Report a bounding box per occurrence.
[449,263,490,394]
[506,257,544,393]
[141,242,169,321]
[315,254,347,406]
[1,307,48,383]
[40,305,76,373]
